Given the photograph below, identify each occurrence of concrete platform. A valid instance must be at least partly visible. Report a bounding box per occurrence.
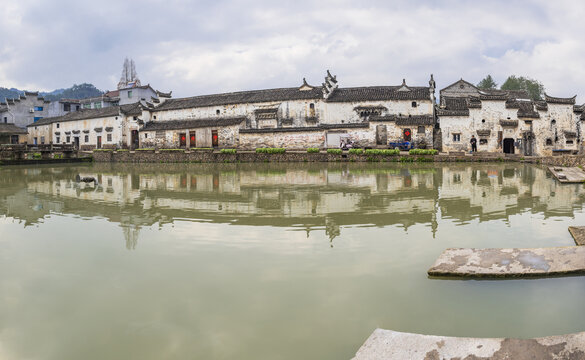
[427,247,585,278]
[547,166,585,183]
[569,226,585,246]
[353,329,585,360]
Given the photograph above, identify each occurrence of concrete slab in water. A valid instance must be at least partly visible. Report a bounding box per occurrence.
[547,166,585,183]
[353,329,585,360]
[427,247,585,278]
[569,226,585,246]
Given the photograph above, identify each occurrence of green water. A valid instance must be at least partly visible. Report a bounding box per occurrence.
[0,162,584,359]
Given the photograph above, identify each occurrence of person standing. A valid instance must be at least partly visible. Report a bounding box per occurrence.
[470,135,477,153]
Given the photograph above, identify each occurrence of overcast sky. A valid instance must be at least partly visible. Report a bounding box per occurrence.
[1,0,584,100]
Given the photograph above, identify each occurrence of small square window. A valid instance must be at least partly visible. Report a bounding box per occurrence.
[56,123,60,128]
[66,136,70,143]
[417,126,425,134]
[107,134,112,142]
[85,135,89,143]
[479,139,488,145]
[452,133,461,142]
[128,90,132,98]
[56,137,60,143]
[411,101,417,108]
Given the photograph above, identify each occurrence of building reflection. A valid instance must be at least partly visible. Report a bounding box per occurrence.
[0,162,583,249]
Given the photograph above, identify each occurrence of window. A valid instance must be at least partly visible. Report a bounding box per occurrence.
[33,117,43,122]
[452,133,461,142]
[56,123,60,128]
[216,109,220,115]
[309,103,315,117]
[34,106,43,111]
[190,132,196,147]
[3,117,7,123]
[153,116,157,120]
[40,136,45,144]
[179,133,186,147]
[459,84,464,89]
[85,135,89,143]
[411,101,417,108]
[479,139,488,145]
[133,116,137,120]
[525,120,532,125]
[417,126,425,134]
[33,137,37,145]
[481,119,485,123]
[546,138,552,146]
[128,90,133,98]
[107,134,112,142]
[84,103,91,109]
[144,133,148,138]
[66,136,70,143]
[63,104,70,111]
[567,140,574,145]
[76,105,80,111]
[94,102,102,109]
[551,119,556,125]
[56,137,60,143]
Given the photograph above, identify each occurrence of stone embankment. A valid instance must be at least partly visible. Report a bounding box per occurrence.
[353,329,585,360]
[91,149,529,163]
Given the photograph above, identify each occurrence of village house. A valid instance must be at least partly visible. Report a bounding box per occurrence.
[139,71,436,149]
[27,103,144,148]
[0,91,51,128]
[438,79,582,156]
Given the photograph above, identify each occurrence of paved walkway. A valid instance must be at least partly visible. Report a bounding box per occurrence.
[353,329,585,360]
[548,166,585,183]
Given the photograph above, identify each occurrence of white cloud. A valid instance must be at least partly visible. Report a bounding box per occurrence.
[0,1,584,101]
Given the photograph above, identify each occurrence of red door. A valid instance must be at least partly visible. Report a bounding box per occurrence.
[190,133,196,147]
[403,128,411,142]
[212,130,218,147]
[179,133,186,147]
[97,136,102,149]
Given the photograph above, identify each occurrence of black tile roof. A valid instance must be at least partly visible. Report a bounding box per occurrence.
[437,97,470,116]
[369,115,434,125]
[239,122,369,134]
[517,102,540,118]
[153,85,431,112]
[0,123,27,134]
[545,94,577,105]
[141,117,246,131]
[27,103,142,127]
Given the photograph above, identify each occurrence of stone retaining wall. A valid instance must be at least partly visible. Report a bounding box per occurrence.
[92,150,531,163]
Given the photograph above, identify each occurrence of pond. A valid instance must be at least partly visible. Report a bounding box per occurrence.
[0,162,584,359]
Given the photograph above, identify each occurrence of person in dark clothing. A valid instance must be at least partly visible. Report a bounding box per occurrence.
[470,135,477,152]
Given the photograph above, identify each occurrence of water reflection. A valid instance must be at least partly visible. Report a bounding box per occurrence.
[0,162,583,249]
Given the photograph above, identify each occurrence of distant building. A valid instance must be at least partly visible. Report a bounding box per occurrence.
[0,123,27,144]
[0,91,50,129]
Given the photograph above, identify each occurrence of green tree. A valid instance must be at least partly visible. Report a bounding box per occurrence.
[477,75,497,90]
[500,76,544,100]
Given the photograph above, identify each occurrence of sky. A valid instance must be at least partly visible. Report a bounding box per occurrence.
[0,0,584,101]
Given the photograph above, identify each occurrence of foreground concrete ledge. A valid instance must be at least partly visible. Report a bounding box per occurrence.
[427,247,585,278]
[353,329,585,360]
[548,166,585,183]
[569,226,585,246]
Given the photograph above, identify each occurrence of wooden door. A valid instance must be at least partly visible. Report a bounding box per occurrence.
[403,128,411,142]
[97,136,102,149]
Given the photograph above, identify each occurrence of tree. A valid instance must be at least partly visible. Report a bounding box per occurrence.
[500,75,544,100]
[477,75,497,90]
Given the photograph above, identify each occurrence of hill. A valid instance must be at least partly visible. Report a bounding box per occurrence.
[0,83,103,102]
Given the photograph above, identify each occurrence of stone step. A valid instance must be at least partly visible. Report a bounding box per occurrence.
[427,247,585,278]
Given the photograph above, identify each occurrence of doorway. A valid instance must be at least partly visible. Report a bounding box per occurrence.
[179,133,186,147]
[131,130,139,150]
[503,138,515,154]
[74,137,80,149]
[403,128,411,142]
[97,136,102,149]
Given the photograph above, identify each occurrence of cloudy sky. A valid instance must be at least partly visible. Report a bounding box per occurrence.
[1,0,584,100]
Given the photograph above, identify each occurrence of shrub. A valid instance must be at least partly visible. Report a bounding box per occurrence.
[348,148,363,155]
[256,148,286,154]
[116,149,129,152]
[327,149,342,155]
[53,153,62,159]
[409,149,438,155]
[307,148,320,153]
[220,149,237,154]
[32,153,42,160]
[364,149,400,156]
